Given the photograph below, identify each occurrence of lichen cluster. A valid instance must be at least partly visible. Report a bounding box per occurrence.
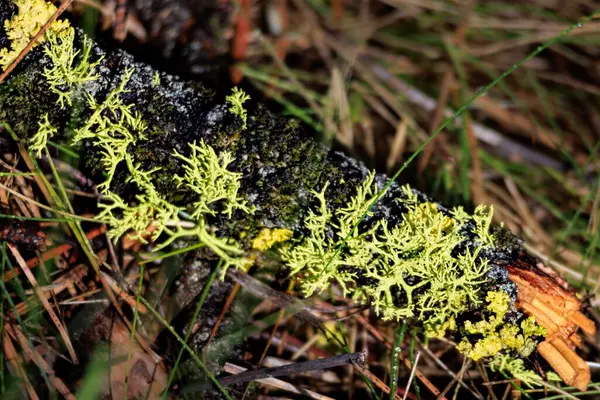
[282,172,550,384]
[86,85,255,272]
[72,67,146,192]
[226,87,251,130]
[30,113,56,157]
[457,291,544,362]
[43,28,103,108]
[282,173,494,328]
[173,141,252,219]
[456,290,554,387]
[19,8,254,274]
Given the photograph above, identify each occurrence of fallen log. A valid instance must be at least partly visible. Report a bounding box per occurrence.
[0,0,595,393]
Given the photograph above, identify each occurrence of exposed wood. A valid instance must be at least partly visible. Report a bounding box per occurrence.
[506,258,596,391]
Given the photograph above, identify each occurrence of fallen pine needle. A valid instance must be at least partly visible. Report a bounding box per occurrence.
[8,243,79,364]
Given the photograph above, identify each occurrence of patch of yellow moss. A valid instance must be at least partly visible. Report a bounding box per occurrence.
[457,291,546,361]
[457,336,503,360]
[252,228,293,251]
[521,315,546,337]
[0,0,70,69]
[486,290,510,316]
[425,316,456,338]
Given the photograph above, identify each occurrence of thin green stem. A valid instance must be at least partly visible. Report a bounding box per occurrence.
[0,244,53,395]
[139,242,205,265]
[389,322,408,400]
[0,182,103,223]
[0,121,19,141]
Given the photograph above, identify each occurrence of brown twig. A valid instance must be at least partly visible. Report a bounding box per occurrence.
[5,323,76,400]
[222,363,335,400]
[2,331,39,400]
[507,259,596,391]
[13,264,87,316]
[8,243,79,364]
[352,361,407,400]
[402,351,421,400]
[206,282,241,345]
[257,280,296,367]
[3,226,106,282]
[100,271,148,313]
[418,68,454,173]
[220,352,365,387]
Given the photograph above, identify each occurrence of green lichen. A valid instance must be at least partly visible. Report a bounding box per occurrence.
[473,204,495,247]
[5,9,557,383]
[282,173,496,328]
[281,171,547,384]
[72,67,146,193]
[98,158,181,244]
[29,113,56,157]
[0,0,70,69]
[226,87,251,130]
[173,140,252,219]
[97,140,253,274]
[48,49,253,274]
[42,27,103,108]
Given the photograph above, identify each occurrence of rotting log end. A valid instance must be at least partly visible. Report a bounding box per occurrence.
[506,258,595,391]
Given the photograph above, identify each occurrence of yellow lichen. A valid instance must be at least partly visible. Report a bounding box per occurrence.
[252,228,293,251]
[499,325,525,351]
[457,336,504,361]
[458,291,545,361]
[521,316,546,337]
[226,87,251,130]
[486,290,510,317]
[0,0,70,69]
[425,317,456,339]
